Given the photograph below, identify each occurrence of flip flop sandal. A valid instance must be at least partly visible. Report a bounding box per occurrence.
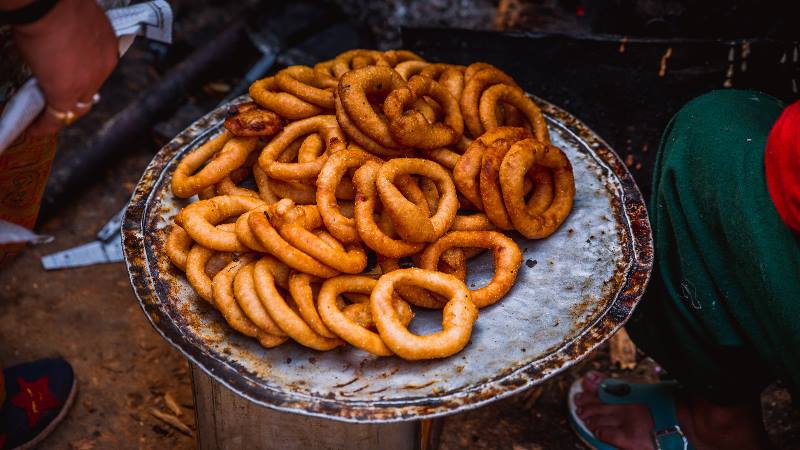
[567,377,695,450]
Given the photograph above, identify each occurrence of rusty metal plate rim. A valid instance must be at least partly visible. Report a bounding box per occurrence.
[122,95,653,423]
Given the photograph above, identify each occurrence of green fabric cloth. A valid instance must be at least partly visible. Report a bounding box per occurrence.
[627,89,800,405]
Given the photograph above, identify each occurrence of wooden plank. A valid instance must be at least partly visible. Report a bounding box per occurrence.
[191,364,421,450]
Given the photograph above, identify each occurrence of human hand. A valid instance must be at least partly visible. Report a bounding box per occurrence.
[9,0,118,136]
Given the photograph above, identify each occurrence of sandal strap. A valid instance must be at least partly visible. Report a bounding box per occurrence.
[598,379,693,450]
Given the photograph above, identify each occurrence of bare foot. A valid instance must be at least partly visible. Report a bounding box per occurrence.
[573,371,771,450]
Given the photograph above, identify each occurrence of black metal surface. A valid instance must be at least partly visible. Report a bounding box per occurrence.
[403,27,800,200]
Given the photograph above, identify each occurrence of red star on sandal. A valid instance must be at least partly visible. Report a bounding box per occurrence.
[10,376,61,428]
[0,358,77,450]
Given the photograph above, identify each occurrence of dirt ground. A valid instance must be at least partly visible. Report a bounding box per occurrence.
[0,147,798,449]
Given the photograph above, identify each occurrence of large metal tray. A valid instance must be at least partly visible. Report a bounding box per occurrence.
[122,95,653,423]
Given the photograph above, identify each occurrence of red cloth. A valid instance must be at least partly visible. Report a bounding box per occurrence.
[765,100,800,233]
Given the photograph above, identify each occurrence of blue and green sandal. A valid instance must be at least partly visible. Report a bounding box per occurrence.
[568,377,695,450]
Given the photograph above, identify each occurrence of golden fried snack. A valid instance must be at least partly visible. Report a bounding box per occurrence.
[377,257,446,309]
[179,195,264,252]
[252,258,343,350]
[275,66,337,109]
[213,256,287,349]
[288,272,338,339]
[382,49,425,67]
[352,162,427,257]
[332,49,390,78]
[234,261,289,338]
[377,158,458,243]
[333,91,405,158]
[420,64,466,101]
[419,231,522,308]
[479,139,516,229]
[318,275,413,356]
[384,75,464,149]
[479,84,549,144]
[338,66,408,150]
[453,126,532,209]
[500,139,575,239]
[172,132,259,198]
[185,244,219,303]
[371,268,478,360]
[450,213,497,231]
[234,205,268,252]
[215,168,258,199]
[249,76,324,120]
[270,201,367,274]
[316,147,382,243]
[258,115,344,181]
[460,64,521,138]
[248,207,340,278]
[394,60,429,80]
[314,60,337,79]
[166,224,193,271]
[223,102,283,137]
[420,148,461,170]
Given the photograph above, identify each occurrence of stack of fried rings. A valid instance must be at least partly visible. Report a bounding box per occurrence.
[166,49,576,361]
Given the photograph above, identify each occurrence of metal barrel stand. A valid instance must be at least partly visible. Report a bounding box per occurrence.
[191,365,441,450]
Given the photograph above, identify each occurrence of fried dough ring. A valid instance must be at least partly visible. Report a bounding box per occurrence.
[212,255,286,349]
[234,261,289,338]
[166,224,193,271]
[377,257,446,309]
[332,49,390,78]
[252,258,343,350]
[248,208,340,278]
[384,75,464,149]
[185,242,231,304]
[383,49,424,67]
[370,268,478,360]
[450,213,496,231]
[275,65,337,109]
[394,60,429,80]
[420,64,466,100]
[223,102,283,137]
[271,202,368,274]
[353,162,426,258]
[479,84,549,144]
[480,139,516,229]
[235,205,268,252]
[249,77,323,120]
[420,231,522,308]
[215,166,259,199]
[421,148,461,170]
[318,275,413,356]
[258,115,344,181]
[288,272,337,339]
[172,132,259,198]
[314,60,337,79]
[377,158,458,243]
[500,139,575,238]
[333,90,406,158]
[453,126,532,209]
[460,65,521,138]
[317,148,382,243]
[179,195,264,252]
[338,66,408,150]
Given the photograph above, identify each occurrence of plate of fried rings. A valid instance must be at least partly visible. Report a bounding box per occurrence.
[122,49,653,422]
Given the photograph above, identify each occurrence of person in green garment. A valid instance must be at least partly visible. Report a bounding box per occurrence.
[568,89,800,450]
